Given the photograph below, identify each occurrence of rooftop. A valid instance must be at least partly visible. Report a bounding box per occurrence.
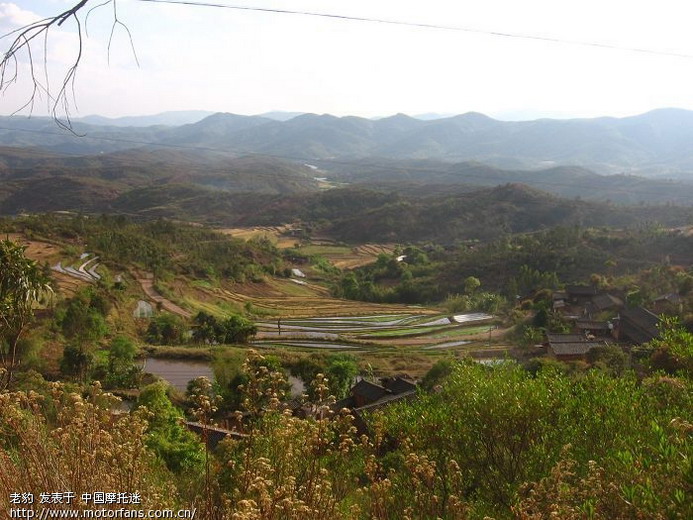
[550,342,603,357]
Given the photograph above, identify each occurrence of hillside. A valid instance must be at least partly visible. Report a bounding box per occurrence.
[319,184,693,243]
[1,145,691,240]
[0,147,319,214]
[217,184,692,244]
[319,159,693,205]
[4,108,693,176]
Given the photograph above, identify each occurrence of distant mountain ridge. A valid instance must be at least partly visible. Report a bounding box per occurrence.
[2,108,693,176]
[76,110,216,127]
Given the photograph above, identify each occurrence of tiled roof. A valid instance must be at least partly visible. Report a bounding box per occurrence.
[355,390,418,414]
[383,377,417,395]
[591,293,623,311]
[351,380,389,404]
[619,307,660,344]
[550,342,603,356]
[575,320,611,330]
[565,285,598,296]
[546,333,587,343]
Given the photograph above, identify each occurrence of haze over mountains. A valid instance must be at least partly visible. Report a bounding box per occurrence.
[2,108,693,178]
[1,107,693,235]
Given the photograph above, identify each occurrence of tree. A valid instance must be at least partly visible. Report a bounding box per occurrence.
[60,342,94,381]
[59,293,109,343]
[324,354,358,399]
[463,276,481,295]
[220,314,257,344]
[0,239,52,388]
[191,312,257,345]
[106,335,140,388]
[645,317,693,376]
[135,382,204,473]
[146,313,186,345]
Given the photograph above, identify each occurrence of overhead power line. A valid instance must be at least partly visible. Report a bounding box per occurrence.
[138,0,693,59]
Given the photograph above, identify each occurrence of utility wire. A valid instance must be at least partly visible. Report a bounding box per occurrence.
[138,0,693,59]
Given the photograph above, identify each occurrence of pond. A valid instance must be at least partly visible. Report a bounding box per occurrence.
[142,358,214,392]
[143,357,306,396]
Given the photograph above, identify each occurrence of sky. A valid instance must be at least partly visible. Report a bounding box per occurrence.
[2,0,693,120]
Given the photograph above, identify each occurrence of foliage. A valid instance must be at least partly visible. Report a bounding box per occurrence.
[586,345,628,376]
[135,382,205,473]
[324,355,359,400]
[56,288,109,344]
[444,292,507,314]
[463,276,481,295]
[645,317,693,377]
[146,313,188,345]
[192,312,257,345]
[0,351,691,518]
[105,335,141,389]
[0,239,52,388]
[0,382,175,516]
[379,360,692,516]
[11,214,287,282]
[289,353,358,400]
[420,358,455,390]
[59,343,94,381]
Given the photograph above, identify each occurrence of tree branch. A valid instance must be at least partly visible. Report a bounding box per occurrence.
[0,0,136,132]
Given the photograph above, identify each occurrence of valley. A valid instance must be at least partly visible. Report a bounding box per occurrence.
[0,111,691,520]
[1,0,692,516]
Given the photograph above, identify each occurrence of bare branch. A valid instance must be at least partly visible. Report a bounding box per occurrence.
[86,0,113,38]
[0,0,137,132]
[108,0,140,66]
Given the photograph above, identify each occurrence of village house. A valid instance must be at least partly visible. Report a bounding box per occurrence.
[564,285,599,305]
[615,307,661,345]
[584,293,623,318]
[652,293,682,315]
[545,333,606,362]
[553,286,626,327]
[574,319,613,338]
[333,376,418,434]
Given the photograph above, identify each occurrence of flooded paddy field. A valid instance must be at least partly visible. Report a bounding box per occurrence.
[254,312,494,352]
[143,312,502,389]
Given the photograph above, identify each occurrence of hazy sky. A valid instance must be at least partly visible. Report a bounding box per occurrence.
[3,0,693,120]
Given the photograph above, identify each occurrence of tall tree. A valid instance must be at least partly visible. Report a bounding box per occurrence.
[0,239,52,388]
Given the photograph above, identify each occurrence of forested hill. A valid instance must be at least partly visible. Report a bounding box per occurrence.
[4,108,693,176]
[231,184,693,244]
[318,159,693,205]
[308,184,693,243]
[0,148,319,214]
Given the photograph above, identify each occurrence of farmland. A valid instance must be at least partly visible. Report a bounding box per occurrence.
[6,222,511,381]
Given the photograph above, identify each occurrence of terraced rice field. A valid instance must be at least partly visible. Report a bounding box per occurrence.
[252,312,495,352]
[218,225,299,248]
[297,242,395,269]
[8,234,88,296]
[179,277,429,319]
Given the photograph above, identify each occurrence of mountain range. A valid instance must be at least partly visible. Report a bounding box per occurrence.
[2,108,693,177]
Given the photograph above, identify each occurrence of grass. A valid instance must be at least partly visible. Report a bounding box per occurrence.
[271,278,318,297]
[142,345,215,360]
[298,244,352,256]
[191,279,216,289]
[426,325,493,339]
[361,325,454,338]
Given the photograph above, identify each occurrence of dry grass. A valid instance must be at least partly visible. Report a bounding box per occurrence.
[7,234,88,297]
[218,226,298,248]
[0,383,176,515]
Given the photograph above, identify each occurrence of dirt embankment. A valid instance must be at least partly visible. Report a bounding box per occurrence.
[133,271,192,318]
